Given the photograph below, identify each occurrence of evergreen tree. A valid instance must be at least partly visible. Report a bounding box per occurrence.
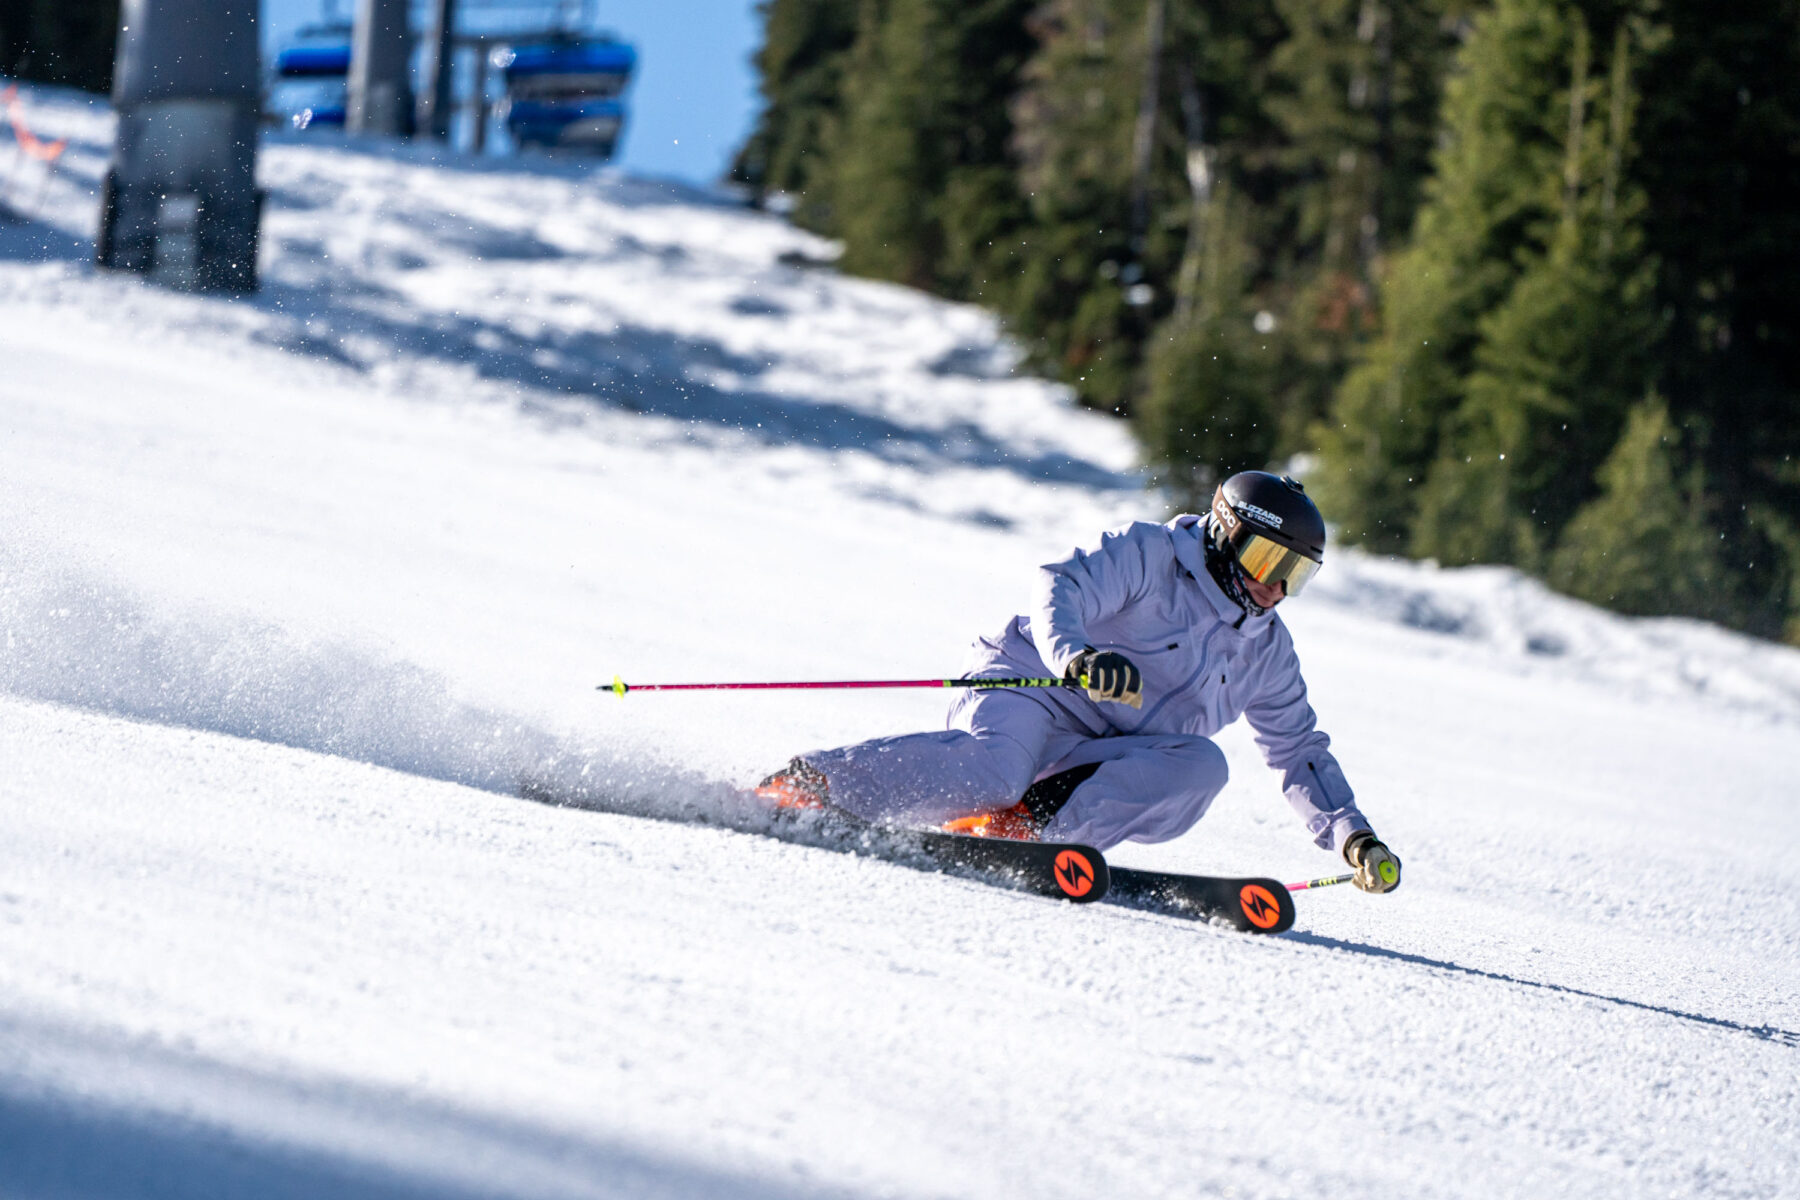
[730,0,1800,639]
[1547,397,1727,619]
[1631,0,1800,639]
[733,0,1452,442]
[0,0,119,93]
[825,0,1036,294]
[826,0,936,284]
[1002,0,1165,411]
[1268,0,1457,282]
[1410,14,1661,567]
[1313,0,1588,552]
[1139,180,1276,505]
[1261,0,1458,441]
[731,0,861,229]
[1003,0,1282,414]
[1308,0,1798,640]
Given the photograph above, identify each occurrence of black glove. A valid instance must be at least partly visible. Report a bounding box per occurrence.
[1344,831,1402,893]
[1065,647,1143,709]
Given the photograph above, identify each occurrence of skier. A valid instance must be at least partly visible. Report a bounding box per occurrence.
[756,471,1402,893]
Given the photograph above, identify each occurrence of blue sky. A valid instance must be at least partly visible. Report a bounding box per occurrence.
[262,0,765,185]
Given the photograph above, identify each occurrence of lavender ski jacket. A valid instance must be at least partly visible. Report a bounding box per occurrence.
[984,514,1370,853]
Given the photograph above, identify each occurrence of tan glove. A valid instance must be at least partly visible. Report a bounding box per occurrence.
[1065,648,1143,709]
[1344,831,1402,893]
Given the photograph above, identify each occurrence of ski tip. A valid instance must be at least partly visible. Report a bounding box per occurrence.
[1105,868,1295,933]
[1234,880,1295,933]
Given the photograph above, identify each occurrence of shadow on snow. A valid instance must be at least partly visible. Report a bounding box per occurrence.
[0,198,87,262]
[1286,930,1800,1049]
[245,272,1126,490]
[0,1013,865,1200]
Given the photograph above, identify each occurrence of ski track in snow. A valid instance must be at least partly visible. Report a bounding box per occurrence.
[2,85,1798,1199]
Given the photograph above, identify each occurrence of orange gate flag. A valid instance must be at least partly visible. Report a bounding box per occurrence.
[2,85,68,164]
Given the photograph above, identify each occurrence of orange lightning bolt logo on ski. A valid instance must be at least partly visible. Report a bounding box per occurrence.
[1053,849,1097,898]
[1238,884,1283,930]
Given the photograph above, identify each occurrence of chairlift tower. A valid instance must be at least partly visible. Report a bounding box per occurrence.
[347,0,413,135]
[418,0,460,141]
[96,0,262,293]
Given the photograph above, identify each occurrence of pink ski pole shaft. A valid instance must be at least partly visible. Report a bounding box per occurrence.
[1286,873,1355,892]
[600,674,1082,697]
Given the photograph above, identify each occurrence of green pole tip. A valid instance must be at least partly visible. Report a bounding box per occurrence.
[611,675,627,697]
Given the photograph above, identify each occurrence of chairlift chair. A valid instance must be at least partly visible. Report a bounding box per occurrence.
[269,23,352,129]
[497,36,636,156]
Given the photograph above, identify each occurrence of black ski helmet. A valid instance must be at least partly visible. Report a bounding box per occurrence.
[1209,471,1327,595]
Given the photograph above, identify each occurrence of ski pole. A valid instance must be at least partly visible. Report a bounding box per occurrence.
[1285,872,1355,892]
[600,674,1083,697]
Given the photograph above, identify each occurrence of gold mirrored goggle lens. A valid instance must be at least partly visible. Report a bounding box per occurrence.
[1234,533,1322,596]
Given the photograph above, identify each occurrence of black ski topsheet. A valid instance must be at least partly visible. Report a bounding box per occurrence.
[1104,866,1296,934]
[523,773,1284,917]
[754,802,1111,904]
[907,829,1109,904]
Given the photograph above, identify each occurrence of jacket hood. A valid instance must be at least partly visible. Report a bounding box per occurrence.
[1168,513,1279,637]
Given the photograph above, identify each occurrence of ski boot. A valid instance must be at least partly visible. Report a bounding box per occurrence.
[940,762,1103,841]
[754,758,830,810]
[942,801,1041,841]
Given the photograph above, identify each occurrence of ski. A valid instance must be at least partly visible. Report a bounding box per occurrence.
[903,829,1110,904]
[532,768,1280,922]
[522,766,1114,906]
[752,801,1110,904]
[1104,866,1296,934]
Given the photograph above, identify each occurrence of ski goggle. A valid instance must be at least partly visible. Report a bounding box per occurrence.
[1231,529,1322,597]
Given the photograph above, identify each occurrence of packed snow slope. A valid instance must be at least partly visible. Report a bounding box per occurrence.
[3,86,1798,1199]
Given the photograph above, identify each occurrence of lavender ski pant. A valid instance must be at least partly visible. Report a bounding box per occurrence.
[803,687,1229,851]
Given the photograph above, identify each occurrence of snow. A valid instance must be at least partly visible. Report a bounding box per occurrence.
[3,85,1797,1199]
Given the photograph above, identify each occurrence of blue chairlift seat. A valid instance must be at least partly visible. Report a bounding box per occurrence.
[505,96,625,152]
[270,25,351,131]
[499,37,635,157]
[501,41,636,99]
[268,22,636,155]
[276,44,352,79]
[295,106,347,128]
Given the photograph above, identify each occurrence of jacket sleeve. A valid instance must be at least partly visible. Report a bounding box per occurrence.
[1028,523,1163,678]
[1243,622,1372,854]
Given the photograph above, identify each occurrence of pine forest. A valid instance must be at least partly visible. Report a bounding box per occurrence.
[734,0,1800,644]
